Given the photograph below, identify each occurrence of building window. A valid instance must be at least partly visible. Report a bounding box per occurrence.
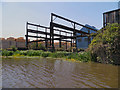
[84,38,88,41]
[78,38,82,42]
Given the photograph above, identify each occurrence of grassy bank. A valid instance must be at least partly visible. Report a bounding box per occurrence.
[1,50,92,62]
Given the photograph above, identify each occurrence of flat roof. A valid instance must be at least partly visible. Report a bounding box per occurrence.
[103,9,120,14]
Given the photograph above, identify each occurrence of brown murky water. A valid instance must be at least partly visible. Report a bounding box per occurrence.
[2,58,119,88]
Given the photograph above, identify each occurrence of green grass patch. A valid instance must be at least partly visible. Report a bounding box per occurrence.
[1,50,92,62]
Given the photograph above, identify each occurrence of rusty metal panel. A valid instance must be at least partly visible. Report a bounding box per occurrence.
[103,9,120,27]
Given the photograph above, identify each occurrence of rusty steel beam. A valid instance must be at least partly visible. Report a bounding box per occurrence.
[26,35,50,40]
[28,39,45,43]
[27,35,72,42]
[28,22,49,29]
[28,29,50,35]
[28,29,74,39]
[54,28,73,34]
[28,22,73,34]
[51,13,97,32]
[52,22,89,34]
[76,34,88,37]
[54,38,71,42]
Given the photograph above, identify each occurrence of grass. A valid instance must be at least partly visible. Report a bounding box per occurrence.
[1,50,92,62]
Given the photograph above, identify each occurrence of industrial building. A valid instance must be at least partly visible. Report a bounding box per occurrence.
[103,9,120,27]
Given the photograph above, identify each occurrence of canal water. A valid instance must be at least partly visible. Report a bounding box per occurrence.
[2,58,119,88]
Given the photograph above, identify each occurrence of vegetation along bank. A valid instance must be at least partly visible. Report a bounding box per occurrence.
[1,23,120,65]
[1,50,91,62]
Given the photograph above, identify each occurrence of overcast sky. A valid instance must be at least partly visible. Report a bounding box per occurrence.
[2,2,118,38]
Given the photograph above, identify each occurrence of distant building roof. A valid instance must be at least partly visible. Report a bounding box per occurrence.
[103,9,120,14]
[0,38,5,40]
[7,37,15,41]
[77,24,98,36]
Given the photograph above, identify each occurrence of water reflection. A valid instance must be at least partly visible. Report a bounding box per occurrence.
[2,58,118,88]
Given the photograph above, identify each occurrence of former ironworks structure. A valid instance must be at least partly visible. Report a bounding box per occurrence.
[25,13,97,51]
[103,9,120,27]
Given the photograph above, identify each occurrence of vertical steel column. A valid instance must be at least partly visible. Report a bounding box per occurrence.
[74,23,77,51]
[36,26,38,49]
[45,28,48,49]
[103,13,105,27]
[50,23,54,50]
[88,29,91,45]
[73,24,75,47]
[52,26,54,50]
[66,41,67,50]
[50,13,53,46]
[51,13,55,51]
[50,22,54,49]
[71,33,72,48]
[66,32,67,50]
[59,31,61,48]
[26,22,28,49]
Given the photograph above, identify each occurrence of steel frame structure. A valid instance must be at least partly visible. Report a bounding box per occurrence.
[25,13,97,51]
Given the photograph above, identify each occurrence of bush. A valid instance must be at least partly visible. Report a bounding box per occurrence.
[50,51,71,58]
[78,48,85,52]
[11,46,17,51]
[66,52,91,62]
[41,52,50,57]
[17,47,27,50]
[78,52,91,62]
[88,23,120,65]
[2,50,14,56]
[26,50,42,56]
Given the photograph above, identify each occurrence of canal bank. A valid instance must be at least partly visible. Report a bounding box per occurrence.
[1,50,92,63]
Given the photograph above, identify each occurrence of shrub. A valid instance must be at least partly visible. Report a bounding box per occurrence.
[11,46,17,51]
[2,50,14,56]
[88,23,120,64]
[26,50,42,56]
[41,52,50,57]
